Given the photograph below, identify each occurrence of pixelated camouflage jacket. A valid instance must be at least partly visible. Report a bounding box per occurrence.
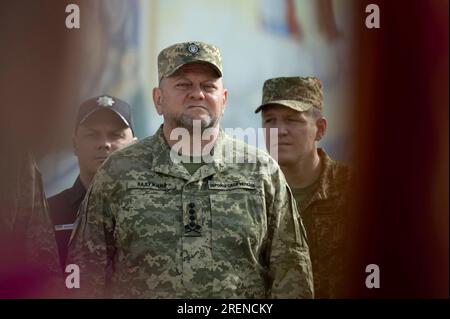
[296,148,351,299]
[68,126,314,299]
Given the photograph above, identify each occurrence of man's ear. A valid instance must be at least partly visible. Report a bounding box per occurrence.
[152,87,164,115]
[222,89,228,106]
[221,89,228,115]
[315,117,327,141]
[72,134,79,156]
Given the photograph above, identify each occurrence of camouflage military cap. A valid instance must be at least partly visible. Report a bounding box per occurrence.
[157,41,223,81]
[255,77,323,113]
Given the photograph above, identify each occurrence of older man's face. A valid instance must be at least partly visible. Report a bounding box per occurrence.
[262,104,324,166]
[153,63,228,133]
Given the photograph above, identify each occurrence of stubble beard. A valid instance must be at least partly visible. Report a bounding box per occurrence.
[171,110,220,133]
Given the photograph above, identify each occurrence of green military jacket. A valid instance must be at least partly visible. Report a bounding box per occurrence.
[296,148,351,298]
[68,126,314,299]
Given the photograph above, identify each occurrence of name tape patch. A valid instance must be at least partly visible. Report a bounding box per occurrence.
[127,181,175,190]
[208,181,256,190]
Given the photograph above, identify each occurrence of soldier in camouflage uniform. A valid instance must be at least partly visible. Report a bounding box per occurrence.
[256,77,351,298]
[67,41,314,298]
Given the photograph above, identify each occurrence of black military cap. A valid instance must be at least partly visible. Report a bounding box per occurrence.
[75,95,135,134]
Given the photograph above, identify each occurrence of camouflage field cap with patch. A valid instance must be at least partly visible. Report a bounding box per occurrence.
[157,41,223,81]
[255,76,323,113]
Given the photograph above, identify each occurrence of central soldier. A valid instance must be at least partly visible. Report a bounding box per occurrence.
[68,41,314,299]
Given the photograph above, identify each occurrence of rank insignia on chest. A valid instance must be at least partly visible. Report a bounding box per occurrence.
[184,201,202,237]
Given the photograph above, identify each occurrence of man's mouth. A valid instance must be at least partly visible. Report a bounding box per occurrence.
[186,105,208,111]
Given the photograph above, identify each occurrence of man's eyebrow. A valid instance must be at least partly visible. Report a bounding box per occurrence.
[201,79,219,84]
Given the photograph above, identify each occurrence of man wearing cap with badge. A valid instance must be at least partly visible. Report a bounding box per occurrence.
[67,41,314,298]
[256,77,351,298]
[48,95,136,271]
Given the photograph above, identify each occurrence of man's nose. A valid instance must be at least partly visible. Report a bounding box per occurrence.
[188,84,205,100]
[278,123,289,136]
[96,137,112,150]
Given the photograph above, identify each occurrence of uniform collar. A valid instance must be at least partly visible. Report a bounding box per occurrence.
[151,125,227,181]
[297,148,335,211]
[68,175,86,205]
